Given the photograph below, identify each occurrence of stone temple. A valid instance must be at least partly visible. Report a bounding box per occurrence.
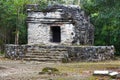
[27,4,94,45]
[5,4,114,62]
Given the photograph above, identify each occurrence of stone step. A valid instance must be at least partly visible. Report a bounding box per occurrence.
[27,48,66,50]
[27,51,50,53]
[29,48,66,50]
[24,55,64,59]
[27,50,67,53]
[25,53,65,56]
[24,47,67,62]
[30,52,64,54]
[23,58,61,62]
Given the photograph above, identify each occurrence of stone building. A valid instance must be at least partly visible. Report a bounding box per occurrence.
[27,4,94,45]
[4,4,114,62]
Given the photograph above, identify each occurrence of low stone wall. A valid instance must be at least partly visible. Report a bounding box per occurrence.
[4,44,114,61]
[5,44,27,60]
[67,46,114,61]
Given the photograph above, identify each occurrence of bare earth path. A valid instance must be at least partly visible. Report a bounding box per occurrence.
[0,58,58,80]
[0,57,120,80]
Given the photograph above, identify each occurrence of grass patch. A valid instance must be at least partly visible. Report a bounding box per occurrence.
[52,61,120,80]
[39,67,59,75]
[55,61,120,71]
[0,51,4,56]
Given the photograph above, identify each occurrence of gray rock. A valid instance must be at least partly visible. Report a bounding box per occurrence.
[116,73,120,79]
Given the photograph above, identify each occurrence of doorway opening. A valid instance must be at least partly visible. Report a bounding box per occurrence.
[50,26,61,43]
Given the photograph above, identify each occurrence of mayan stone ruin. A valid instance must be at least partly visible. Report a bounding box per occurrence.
[27,4,94,45]
[5,4,114,62]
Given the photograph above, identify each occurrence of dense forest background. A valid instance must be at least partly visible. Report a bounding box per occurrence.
[0,0,120,55]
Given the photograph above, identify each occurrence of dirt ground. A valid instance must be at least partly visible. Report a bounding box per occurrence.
[0,57,120,80]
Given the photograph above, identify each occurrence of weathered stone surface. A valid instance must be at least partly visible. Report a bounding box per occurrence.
[5,45,114,62]
[27,4,94,45]
[5,44,27,60]
[67,46,114,61]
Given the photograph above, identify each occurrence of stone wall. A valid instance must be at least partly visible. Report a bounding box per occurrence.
[67,46,114,61]
[5,44,27,60]
[28,22,75,45]
[5,44,114,62]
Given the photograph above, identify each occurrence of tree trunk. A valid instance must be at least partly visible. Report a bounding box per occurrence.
[77,0,80,6]
[15,7,20,45]
[15,29,19,45]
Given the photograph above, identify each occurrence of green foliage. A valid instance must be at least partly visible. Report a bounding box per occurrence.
[80,0,120,55]
[0,0,120,55]
[0,0,37,44]
[0,40,3,45]
[38,0,48,10]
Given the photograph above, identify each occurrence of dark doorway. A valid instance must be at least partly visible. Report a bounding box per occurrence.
[51,26,61,43]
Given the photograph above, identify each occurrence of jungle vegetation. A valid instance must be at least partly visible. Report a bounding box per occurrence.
[0,0,120,55]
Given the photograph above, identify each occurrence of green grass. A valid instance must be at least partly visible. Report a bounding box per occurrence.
[52,61,120,80]
[0,51,4,55]
[55,61,120,72]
